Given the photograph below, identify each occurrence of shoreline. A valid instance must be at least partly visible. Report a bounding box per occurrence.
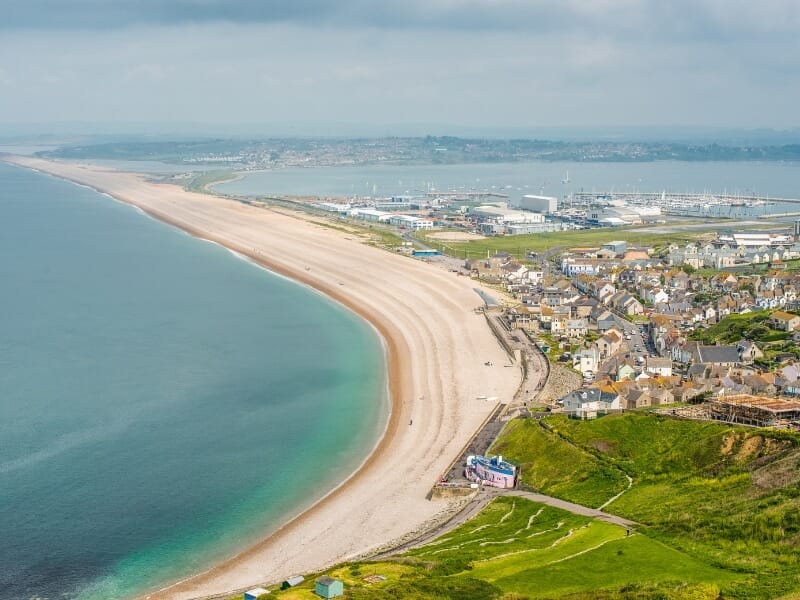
[5,157,406,594]
[2,156,520,599]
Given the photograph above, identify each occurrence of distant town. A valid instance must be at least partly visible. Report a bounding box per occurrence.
[43,135,800,169]
[265,187,800,432]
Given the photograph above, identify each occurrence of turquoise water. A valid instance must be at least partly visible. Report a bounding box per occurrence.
[0,162,387,599]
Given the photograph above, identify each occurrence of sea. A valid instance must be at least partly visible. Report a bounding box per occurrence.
[215,160,800,219]
[3,156,799,599]
[0,162,387,599]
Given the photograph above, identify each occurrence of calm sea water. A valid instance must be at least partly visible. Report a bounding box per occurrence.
[216,160,800,217]
[0,162,387,599]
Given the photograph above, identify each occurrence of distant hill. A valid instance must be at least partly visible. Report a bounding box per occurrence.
[39,136,800,167]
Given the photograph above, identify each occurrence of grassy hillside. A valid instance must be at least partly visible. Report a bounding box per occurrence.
[690,310,784,344]
[691,310,798,367]
[491,414,800,599]
[490,418,628,508]
[248,497,737,600]
[234,414,800,599]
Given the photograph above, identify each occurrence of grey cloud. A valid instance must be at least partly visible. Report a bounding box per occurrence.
[0,2,798,130]
[1,0,798,41]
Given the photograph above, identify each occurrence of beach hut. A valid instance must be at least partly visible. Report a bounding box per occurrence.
[244,587,269,600]
[280,575,304,590]
[315,576,344,599]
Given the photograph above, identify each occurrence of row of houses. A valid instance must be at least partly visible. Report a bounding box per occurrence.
[666,242,800,270]
[560,363,800,420]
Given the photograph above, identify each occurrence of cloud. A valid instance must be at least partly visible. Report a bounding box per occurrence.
[0,2,797,130]
[2,0,798,42]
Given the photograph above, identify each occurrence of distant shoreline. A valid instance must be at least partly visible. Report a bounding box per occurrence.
[2,155,519,599]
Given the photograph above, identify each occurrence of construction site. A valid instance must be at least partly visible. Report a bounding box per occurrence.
[709,394,800,428]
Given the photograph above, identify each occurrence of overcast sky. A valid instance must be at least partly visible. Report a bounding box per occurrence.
[1,0,799,134]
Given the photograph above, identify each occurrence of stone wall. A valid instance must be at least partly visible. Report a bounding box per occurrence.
[537,363,581,405]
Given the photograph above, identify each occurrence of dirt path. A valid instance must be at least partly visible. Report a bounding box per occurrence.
[598,474,634,510]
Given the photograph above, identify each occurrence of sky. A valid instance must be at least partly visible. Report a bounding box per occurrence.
[1,0,799,135]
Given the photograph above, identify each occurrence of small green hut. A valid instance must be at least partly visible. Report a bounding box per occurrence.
[315,576,343,599]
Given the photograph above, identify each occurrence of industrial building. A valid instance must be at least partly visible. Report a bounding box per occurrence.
[601,241,628,256]
[506,222,564,235]
[349,208,391,222]
[388,214,434,230]
[471,204,546,224]
[716,231,795,248]
[587,206,642,226]
[517,194,558,214]
[467,202,571,235]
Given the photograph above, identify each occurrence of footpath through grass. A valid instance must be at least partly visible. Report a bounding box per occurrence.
[491,418,628,508]
[251,496,736,600]
[232,413,800,599]
[490,413,800,599]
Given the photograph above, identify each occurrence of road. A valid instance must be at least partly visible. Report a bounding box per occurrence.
[596,314,656,379]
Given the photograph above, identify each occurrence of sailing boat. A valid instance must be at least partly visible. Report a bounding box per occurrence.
[561,170,570,184]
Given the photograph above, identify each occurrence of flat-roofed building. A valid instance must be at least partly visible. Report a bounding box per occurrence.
[471,205,545,224]
[388,214,434,230]
[350,208,391,222]
[517,194,558,213]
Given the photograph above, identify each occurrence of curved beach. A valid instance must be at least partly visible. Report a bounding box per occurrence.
[5,156,520,599]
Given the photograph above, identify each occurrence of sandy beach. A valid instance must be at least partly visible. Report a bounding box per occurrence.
[4,156,520,599]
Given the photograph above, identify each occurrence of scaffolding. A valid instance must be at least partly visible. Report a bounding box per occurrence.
[709,394,800,428]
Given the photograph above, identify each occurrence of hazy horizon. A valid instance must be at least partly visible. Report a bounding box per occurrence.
[2,124,799,147]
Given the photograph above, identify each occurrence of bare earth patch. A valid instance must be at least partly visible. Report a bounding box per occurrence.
[720,434,736,456]
[752,449,800,490]
[737,435,764,461]
[427,231,486,241]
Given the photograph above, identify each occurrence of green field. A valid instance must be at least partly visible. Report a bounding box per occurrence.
[690,310,799,367]
[185,170,237,192]
[417,225,721,260]
[491,418,628,507]
[249,497,737,599]
[491,414,800,598]
[232,414,800,599]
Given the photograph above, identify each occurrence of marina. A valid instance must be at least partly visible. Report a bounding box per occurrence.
[570,191,789,218]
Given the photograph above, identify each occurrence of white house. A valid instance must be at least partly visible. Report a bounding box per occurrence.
[560,388,621,419]
[645,356,673,377]
[565,318,589,338]
[574,347,599,375]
